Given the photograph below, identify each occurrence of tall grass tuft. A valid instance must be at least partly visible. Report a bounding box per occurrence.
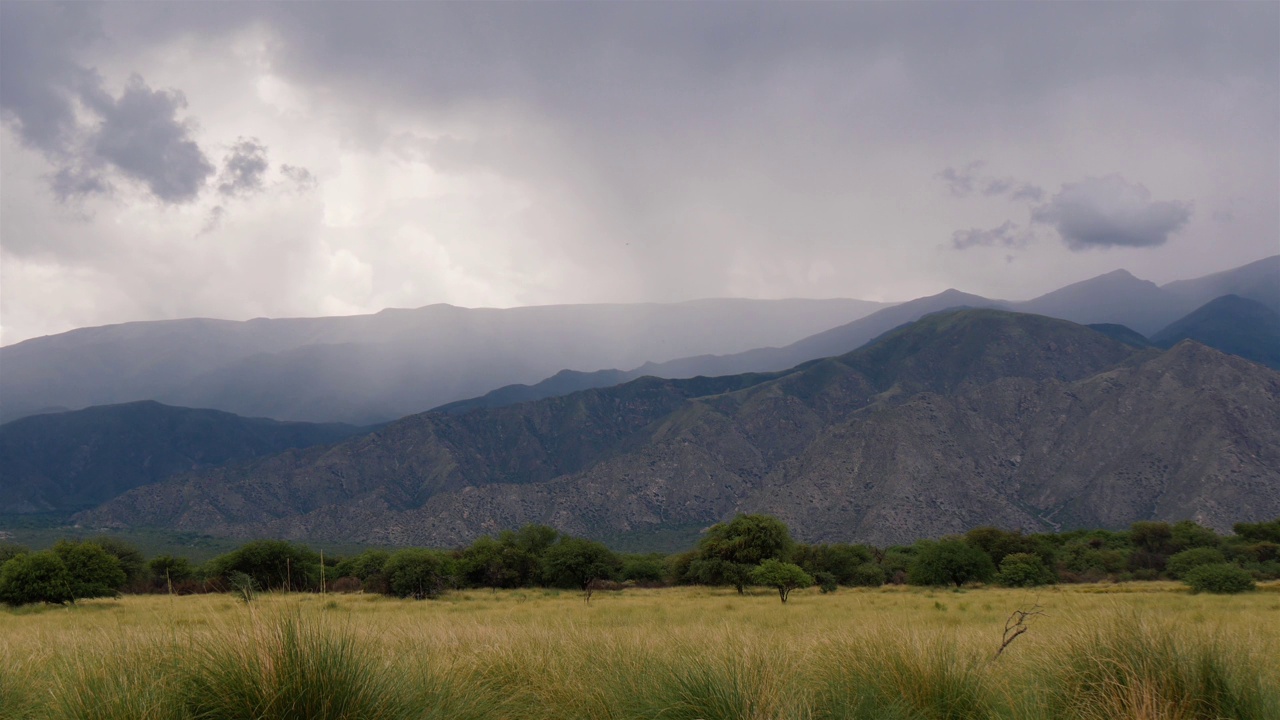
[42,638,187,720]
[1043,615,1280,720]
[0,664,36,720]
[182,611,406,720]
[812,633,996,720]
[628,646,798,720]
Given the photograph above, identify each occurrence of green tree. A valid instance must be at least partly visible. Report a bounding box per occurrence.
[995,552,1054,587]
[620,553,666,583]
[1183,563,1255,594]
[1169,521,1221,552]
[459,537,521,590]
[691,514,794,594]
[87,537,146,589]
[751,559,813,603]
[0,542,29,565]
[206,540,321,592]
[541,537,621,594]
[1129,521,1174,555]
[0,551,73,606]
[848,563,887,587]
[908,539,996,588]
[1233,519,1280,544]
[793,543,873,584]
[493,524,561,586]
[333,550,390,582]
[383,549,455,599]
[52,540,125,600]
[148,555,194,587]
[965,526,1055,568]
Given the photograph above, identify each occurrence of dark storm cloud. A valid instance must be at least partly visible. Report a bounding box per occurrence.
[0,4,213,204]
[218,138,269,198]
[951,221,1035,251]
[0,2,100,156]
[1031,176,1193,251]
[84,75,215,203]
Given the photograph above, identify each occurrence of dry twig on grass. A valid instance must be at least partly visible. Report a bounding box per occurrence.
[994,599,1045,659]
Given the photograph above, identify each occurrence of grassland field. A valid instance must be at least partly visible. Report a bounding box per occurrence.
[2,582,1278,720]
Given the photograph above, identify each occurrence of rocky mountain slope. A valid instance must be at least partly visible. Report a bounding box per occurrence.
[0,402,367,514]
[78,310,1280,547]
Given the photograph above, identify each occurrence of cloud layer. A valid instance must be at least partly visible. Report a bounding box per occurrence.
[0,2,1276,345]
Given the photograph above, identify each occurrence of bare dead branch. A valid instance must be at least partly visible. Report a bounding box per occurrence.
[994,598,1046,659]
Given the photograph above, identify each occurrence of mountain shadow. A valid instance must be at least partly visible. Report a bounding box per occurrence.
[1150,294,1280,370]
[0,401,369,514]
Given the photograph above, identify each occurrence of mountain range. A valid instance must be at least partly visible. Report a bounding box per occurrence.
[0,298,888,425]
[4,256,1274,427]
[72,310,1280,547]
[439,256,1280,414]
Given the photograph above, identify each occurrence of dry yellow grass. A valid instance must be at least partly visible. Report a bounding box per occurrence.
[1,582,1277,719]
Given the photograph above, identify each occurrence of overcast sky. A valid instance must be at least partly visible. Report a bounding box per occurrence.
[1,2,1276,345]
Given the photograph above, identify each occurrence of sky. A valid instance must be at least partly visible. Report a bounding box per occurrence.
[1,2,1277,346]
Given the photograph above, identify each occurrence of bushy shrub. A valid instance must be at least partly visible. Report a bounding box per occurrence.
[1183,563,1255,594]
[908,539,995,587]
[620,553,667,584]
[207,540,322,592]
[383,549,455,599]
[1165,547,1227,579]
[86,537,147,589]
[333,550,390,582]
[52,540,125,600]
[329,576,362,593]
[0,542,29,565]
[847,562,886,587]
[0,551,73,606]
[541,537,621,591]
[996,552,1054,587]
[814,571,838,593]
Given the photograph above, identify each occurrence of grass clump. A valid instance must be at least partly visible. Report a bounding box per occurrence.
[182,612,405,720]
[1044,616,1279,720]
[813,633,996,720]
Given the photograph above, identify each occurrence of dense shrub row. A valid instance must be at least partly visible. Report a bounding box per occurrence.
[1,516,1274,606]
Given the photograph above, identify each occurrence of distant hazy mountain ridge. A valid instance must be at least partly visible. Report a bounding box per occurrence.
[4,257,1274,426]
[0,298,888,425]
[437,256,1279,415]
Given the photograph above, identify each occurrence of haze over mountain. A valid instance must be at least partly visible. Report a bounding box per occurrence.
[0,402,367,515]
[77,309,1280,548]
[438,257,1279,414]
[0,298,887,425]
[4,257,1274,427]
[1150,295,1280,370]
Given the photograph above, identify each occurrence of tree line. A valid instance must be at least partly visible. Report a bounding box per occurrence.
[2,515,1275,606]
